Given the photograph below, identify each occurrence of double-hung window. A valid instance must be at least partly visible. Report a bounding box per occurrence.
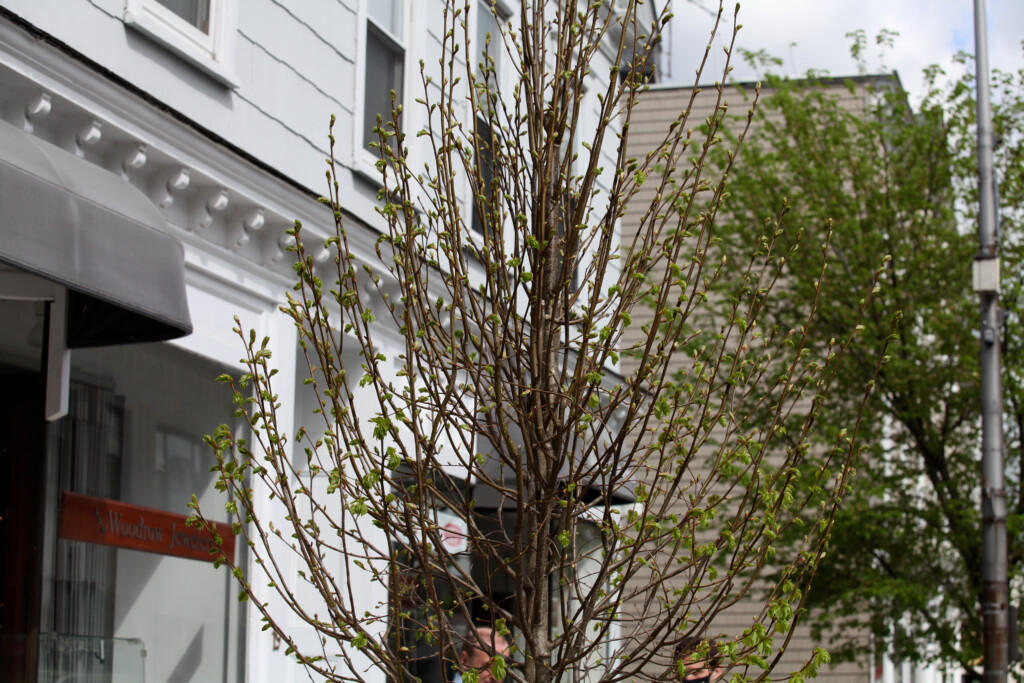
[470,1,510,239]
[554,77,586,296]
[363,0,406,153]
[471,116,498,238]
[555,142,581,295]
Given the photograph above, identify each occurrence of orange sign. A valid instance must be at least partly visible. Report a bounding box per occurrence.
[58,491,236,563]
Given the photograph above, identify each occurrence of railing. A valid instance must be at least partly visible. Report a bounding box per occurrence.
[37,633,145,683]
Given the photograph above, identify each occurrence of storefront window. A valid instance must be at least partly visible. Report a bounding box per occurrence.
[41,342,244,683]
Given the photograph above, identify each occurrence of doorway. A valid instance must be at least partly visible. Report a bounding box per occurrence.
[0,299,48,683]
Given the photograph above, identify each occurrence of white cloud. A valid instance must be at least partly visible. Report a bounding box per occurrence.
[664,0,1023,104]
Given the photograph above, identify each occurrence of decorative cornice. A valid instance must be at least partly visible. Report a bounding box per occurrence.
[0,12,386,290]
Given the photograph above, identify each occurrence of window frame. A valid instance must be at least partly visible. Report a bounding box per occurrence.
[470,112,499,241]
[559,82,588,298]
[474,0,510,92]
[123,0,239,87]
[467,0,515,248]
[354,0,413,183]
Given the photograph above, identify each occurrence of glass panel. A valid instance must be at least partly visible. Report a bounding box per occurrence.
[471,116,496,236]
[387,479,474,683]
[38,633,146,683]
[556,130,580,293]
[52,382,123,668]
[49,343,243,683]
[368,0,403,38]
[555,189,579,293]
[364,24,405,151]
[393,553,471,683]
[154,428,208,514]
[156,0,211,33]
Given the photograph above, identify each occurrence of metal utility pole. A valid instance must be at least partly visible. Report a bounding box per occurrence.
[973,1,1008,682]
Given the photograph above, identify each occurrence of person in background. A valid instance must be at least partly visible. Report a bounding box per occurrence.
[674,636,724,683]
[452,626,511,683]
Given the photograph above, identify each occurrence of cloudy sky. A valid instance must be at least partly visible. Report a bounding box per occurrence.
[663,0,1024,104]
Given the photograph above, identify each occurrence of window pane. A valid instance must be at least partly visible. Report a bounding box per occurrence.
[368,0,403,38]
[47,343,243,683]
[364,24,405,151]
[471,116,496,236]
[156,0,211,33]
[476,2,502,84]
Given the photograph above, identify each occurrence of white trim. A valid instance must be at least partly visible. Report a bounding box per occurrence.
[0,269,61,300]
[45,288,69,421]
[182,246,286,308]
[0,270,68,420]
[124,0,240,88]
[473,0,513,87]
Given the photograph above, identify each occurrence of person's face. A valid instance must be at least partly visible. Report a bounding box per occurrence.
[679,655,721,683]
[460,639,510,683]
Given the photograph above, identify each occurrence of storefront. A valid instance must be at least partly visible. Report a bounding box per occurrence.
[0,1,641,679]
[0,116,246,682]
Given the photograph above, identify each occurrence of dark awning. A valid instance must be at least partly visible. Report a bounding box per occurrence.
[0,118,192,347]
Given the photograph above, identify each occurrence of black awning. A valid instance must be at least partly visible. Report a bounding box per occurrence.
[0,119,191,347]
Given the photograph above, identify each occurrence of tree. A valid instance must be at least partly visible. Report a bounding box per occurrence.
[710,37,1024,673]
[191,4,885,683]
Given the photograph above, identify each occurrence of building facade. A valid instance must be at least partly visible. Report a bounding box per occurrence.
[0,1,649,682]
[620,78,871,683]
[621,77,960,683]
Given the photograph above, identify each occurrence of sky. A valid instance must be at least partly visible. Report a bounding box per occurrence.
[663,0,1024,105]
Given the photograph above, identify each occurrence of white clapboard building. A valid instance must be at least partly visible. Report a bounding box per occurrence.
[0,1,654,682]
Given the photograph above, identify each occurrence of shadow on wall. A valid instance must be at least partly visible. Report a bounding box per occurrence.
[166,625,204,683]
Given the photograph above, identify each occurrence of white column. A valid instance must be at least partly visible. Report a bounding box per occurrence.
[882,649,897,683]
[244,306,309,683]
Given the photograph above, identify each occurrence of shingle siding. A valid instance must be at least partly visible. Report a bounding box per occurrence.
[619,78,874,683]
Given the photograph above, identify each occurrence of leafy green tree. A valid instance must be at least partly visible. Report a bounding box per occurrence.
[712,39,1024,673]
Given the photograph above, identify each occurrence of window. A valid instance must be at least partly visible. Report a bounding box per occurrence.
[470,1,510,240]
[475,0,504,87]
[42,343,245,682]
[363,0,406,153]
[155,0,210,32]
[554,191,580,294]
[124,0,238,87]
[471,115,497,238]
[554,107,583,295]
